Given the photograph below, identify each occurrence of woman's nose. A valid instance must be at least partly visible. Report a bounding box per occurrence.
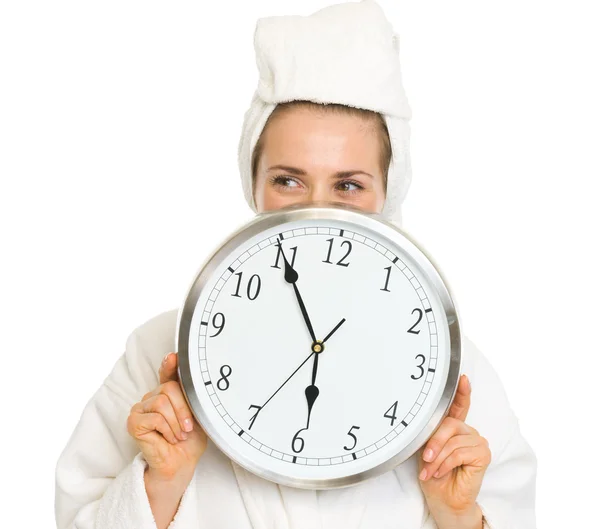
[308,184,334,204]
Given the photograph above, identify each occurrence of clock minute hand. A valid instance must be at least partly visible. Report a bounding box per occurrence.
[277,241,317,343]
[292,284,317,344]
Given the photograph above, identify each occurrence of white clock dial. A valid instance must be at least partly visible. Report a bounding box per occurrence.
[177,206,460,489]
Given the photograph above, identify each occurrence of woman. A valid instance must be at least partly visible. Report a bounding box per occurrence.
[55,2,537,528]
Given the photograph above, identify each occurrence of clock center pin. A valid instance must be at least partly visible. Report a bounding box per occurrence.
[312,340,324,354]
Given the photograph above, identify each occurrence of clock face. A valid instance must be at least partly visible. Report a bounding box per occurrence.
[177,206,460,488]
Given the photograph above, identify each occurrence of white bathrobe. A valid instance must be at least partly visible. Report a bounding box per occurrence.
[54,308,537,529]
[55,2,537,527]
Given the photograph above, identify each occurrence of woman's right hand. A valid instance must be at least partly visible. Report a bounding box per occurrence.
[127,352,207,483]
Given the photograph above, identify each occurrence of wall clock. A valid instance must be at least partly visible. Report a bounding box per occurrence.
[177,202,461,489]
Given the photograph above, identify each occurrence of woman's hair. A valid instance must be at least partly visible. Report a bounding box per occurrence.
[251,100,392,194]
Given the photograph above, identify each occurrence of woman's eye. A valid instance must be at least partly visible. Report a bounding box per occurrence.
[337,180,363,193]
[272,175,300,188]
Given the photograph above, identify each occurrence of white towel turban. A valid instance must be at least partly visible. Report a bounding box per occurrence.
[237,0,413,224]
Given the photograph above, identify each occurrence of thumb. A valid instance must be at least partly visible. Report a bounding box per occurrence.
[447,374,471,422]
[159,352,179,384]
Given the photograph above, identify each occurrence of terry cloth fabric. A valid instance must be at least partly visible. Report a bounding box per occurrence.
[55,3,538,527]
[238,0,413,225]
[55,309,537,528]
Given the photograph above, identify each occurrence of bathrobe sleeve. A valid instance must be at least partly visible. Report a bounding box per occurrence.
[461,336,538,529]
[54,309,200,529]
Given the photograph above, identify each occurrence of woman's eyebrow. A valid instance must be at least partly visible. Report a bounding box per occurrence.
[267,165,307,175]
[334,170,374,179]
[267,165,373,179]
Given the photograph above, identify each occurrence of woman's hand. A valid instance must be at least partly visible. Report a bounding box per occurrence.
[127,352,207,483]
[417,374,491,527]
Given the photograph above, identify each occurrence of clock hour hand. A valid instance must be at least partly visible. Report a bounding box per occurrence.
[304,353,320,428]
[276,240,317,343]
[302,316,346,429]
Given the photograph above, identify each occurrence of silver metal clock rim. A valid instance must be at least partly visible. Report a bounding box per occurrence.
[176,202,462,490]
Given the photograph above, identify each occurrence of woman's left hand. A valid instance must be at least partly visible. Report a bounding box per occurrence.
[418,374,491,526]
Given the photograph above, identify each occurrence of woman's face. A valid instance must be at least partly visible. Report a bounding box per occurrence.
[253,107,387,214]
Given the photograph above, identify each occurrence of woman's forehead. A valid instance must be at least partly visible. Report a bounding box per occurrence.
[260,109,381,170]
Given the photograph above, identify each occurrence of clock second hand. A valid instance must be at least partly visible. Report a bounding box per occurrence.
[252,350,315,421]
[248,317,346,429]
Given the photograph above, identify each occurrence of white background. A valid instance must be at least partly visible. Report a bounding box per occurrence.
[1,1,597,527]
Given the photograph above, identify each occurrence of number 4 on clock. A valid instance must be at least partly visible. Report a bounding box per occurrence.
[384,400,398,426]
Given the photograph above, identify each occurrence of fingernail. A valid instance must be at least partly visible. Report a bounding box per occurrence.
[419,468,427,480]
[162,353,170,365]
[180,431,188,440]
[423,448,434,462]
[465,375,471,390]
[183,418,193,432]
[434,471,440,478]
